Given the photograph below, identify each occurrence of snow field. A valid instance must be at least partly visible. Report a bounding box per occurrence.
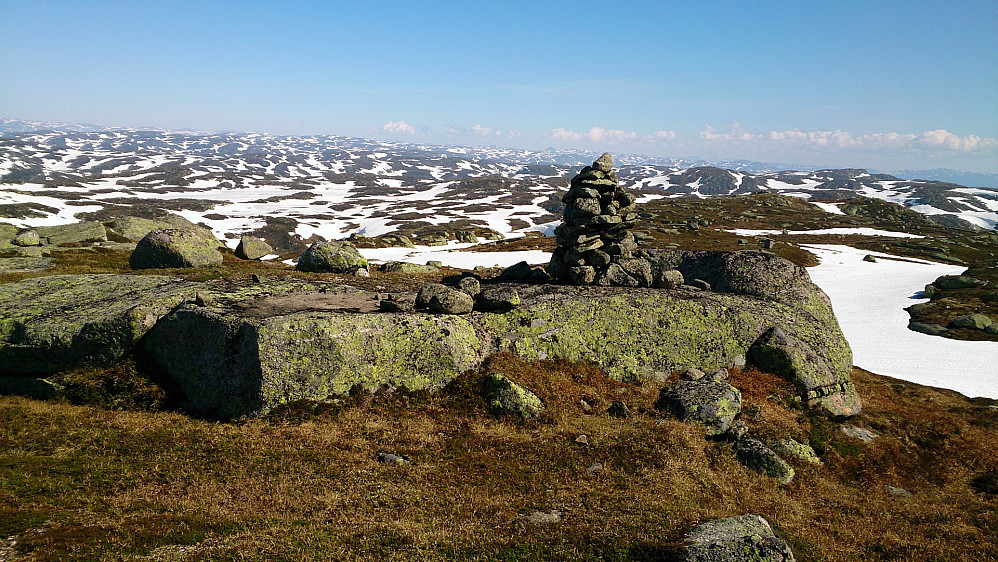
[802,244,997,399]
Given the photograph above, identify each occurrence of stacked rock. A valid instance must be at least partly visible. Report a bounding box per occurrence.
[549,153,651,287]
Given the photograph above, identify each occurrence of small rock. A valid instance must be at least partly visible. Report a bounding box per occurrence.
[709,368,729,381]
[130,228,223,269]
[724,420,749,441]
[863,254,878,263]
[415,283,450,309]
[234,235,273,260]
[986,323,998,335]
[655,378,741,436]
[593,152,614,172]
[934,275,987,289]
[735,439,795,484]
[426,260,443,267]
[579,398,593,413]
[380,261,438,274]
[574,434,589,445]
[12,230,42,247]
[768,438,822,465]
[376,452,406,465]
[840,424,878,443]
[497,261,535,282]
[586,462,604,474]
[476,286,521,311]
[483,372,545,420]
[295,240,368,273]
[885,485,913,497]
[353,267,370,277]
[681,368,706,381]
[762,238,775,249]
[378,298,414,313]
[251,273,264,283]
[950,313,993,331]
[606,401,632,418]
[429,289,474,315]
[456,276,481,297]
[689,279,711,291]
[194,292,217,307]
[654,268,685,289]
[685,514,796,562]
[523,510,563,525]
[908,322,949,336]
[727,354,747,369]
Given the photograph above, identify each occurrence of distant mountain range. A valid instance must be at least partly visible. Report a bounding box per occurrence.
[1,119,995,245]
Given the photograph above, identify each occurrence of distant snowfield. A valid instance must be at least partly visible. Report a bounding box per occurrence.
[802,244,998,399]
[359,242,552,270]
[726,227,924,238]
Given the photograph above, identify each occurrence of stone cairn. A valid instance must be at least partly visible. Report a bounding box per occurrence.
[549,153,652,287]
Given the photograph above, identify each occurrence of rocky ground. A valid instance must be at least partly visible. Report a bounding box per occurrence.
[0,155,996,559]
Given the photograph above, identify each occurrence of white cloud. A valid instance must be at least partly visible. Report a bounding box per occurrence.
[699,122,761,143]
[702,124,997,154]
[382,120,416,135]
[472,124,504,137]
[550,127,638,143]
[647,130,677,142]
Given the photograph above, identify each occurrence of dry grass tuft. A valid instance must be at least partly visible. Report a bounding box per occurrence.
[1,358,997,560]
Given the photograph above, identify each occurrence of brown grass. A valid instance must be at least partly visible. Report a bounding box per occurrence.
[1,356,996,561]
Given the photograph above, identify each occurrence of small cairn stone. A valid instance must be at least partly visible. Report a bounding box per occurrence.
[549,153,648,287]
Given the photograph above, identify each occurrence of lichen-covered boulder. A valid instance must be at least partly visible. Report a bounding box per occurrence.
[641,250,824,307]
[380,261,438,274]
[476,287,521,311]
[655,377,742,435]
[415,283,451,309]
[12,230,41,246]
[295,241,368,273]
[429,289,474,314]
[479,280,854,407]
[950,313,993,330]
[735,439,796,484]
[0,274,192,374]
[934,275,987,290]
[654,269,684,289]
[36,222,107,246]
[768,438,822,465]
[104,214,198,242]
[145,291,483,418]
[685,514,796,561]
[235,235,273,260]
[130,228,223,269]
[456,276,481,297]
[482,372,545,420]
[749,326,860,417]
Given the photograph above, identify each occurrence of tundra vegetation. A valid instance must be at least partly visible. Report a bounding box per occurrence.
[0,184,996,560]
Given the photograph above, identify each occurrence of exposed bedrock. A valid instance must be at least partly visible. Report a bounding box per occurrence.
[0,249,859,418]
[0,274,192,374]
[145,302,483,418]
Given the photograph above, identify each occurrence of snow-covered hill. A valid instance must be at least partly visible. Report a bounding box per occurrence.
[2,125,996,247]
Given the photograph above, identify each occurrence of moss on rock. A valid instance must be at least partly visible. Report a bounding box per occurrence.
[0,274,192,374]
[145,303,483,418]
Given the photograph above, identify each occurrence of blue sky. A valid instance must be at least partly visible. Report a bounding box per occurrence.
[3,1,996,171]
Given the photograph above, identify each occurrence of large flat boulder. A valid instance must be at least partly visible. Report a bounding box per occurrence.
[35,222,107,246]
[104,214,200,242]
[0,274,192,374]
[478,281,857,416]
[144,286,483,418]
